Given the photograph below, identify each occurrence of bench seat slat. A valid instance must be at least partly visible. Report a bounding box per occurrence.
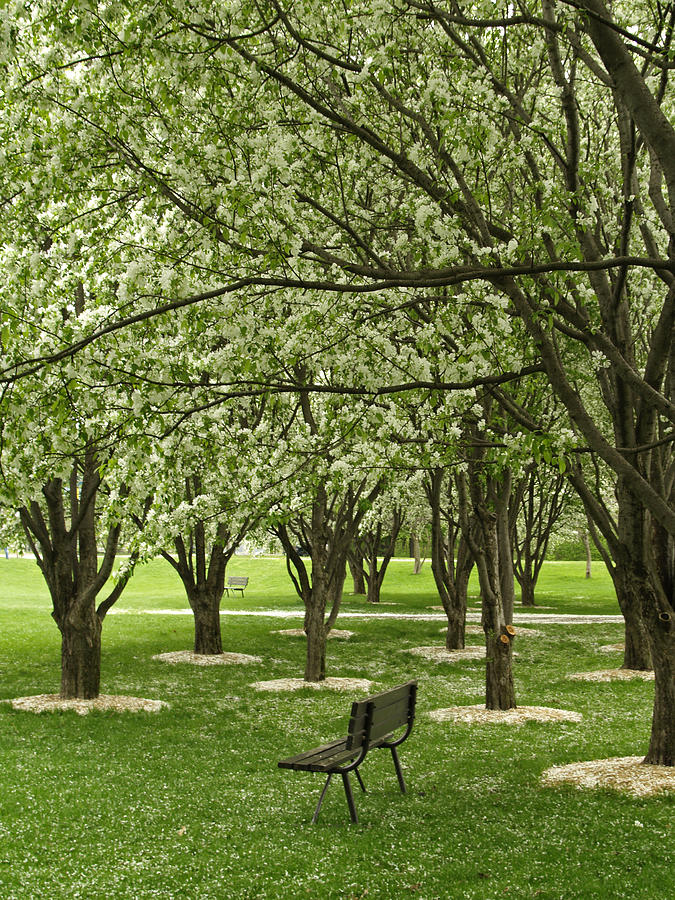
[279,739,362,772]
[281,749,362,773]
[279,737,347,766]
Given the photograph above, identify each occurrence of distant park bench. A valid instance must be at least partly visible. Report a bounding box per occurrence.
[225,576,248,597]
[278,680,417,824]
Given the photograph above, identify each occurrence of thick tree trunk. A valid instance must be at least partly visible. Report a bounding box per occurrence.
[445,595,467,650]
[611,553,653,671]
[622,608,652,671]
[366,560,380,603]
[460,469,517,710]
[495,471,516,624]
[485,628,517,711]
[57,609,102,700]
[163,510,239,657]
[644,619,675,765]
[20,457,127,701]
[479,492,517,709]
[481,568,517,712]
[191,592,224,655]
[519,570,536,607]
[304,591,328,682]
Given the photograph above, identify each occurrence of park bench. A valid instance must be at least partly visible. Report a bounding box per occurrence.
[225,575,248,597]
[278,680,417,824]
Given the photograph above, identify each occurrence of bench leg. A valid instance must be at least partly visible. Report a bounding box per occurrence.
[354,767,366,793]
[312,773,333,824]
[341,773,358,824]
[391,747,407,793]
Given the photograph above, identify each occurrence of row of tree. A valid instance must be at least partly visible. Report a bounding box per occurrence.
[0,0,672,765]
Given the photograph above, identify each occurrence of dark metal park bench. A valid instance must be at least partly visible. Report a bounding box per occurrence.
[278,680,417,824]
[224,575,248,597]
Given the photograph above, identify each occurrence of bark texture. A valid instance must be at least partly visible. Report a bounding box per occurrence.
[160,480,249,656]
[426,468,473,650]
[19,453,128,699]
[458,430,517,712]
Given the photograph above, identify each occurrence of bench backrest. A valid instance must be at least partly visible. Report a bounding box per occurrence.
[227,576,248,586]
[346,681,417,751]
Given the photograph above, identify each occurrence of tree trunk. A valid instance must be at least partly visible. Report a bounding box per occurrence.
[445,595,467,650]
[348,551,366,595]
[191,591,224,655]
[623,619,652,671]
[366,558,380,603]
[57,609,102,700]
[644,618,675,765]
[611,551,653,671]
[162,509,240,657]
[495,470,516,624]
[459,469,517,710]
[304,589,328,682]
[427,469,473,650]
[485,628,517,711]
[411,533,423,573]
[519,570,536,608]
[19,457,127,701]
[583,531,592,578]
[479,524,517,711]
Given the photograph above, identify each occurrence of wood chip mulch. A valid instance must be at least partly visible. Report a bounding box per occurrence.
[404,646,485,662]
[568,668,654,682]
[541,757,675,797]
[152,650,262,665]
[251,677,374,692]
[5,694,168,715]
[428,705,582,725]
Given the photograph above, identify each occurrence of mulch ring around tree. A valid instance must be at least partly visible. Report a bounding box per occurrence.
[152,650,262,665]
[251,677,374,692]
[405,646,485,662]
[4,694,169,714]
[428,705,582,725]
[568,668,654,681]
[439,626,546,637]
[270,628,355,639]
[541,757,675,797]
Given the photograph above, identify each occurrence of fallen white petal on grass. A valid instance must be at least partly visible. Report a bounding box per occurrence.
[429,705,583,725]
[541,757,675,797]
[439,625,485,635]
[6,694,169,715]
[152,650,262,665]
[568,668,654,682]
[251,677,374,692]
[404,646,485,662]
[270,628,354,640]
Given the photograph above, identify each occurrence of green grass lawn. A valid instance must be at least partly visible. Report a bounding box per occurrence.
[0,556,671,900]
[0,553,622,616]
